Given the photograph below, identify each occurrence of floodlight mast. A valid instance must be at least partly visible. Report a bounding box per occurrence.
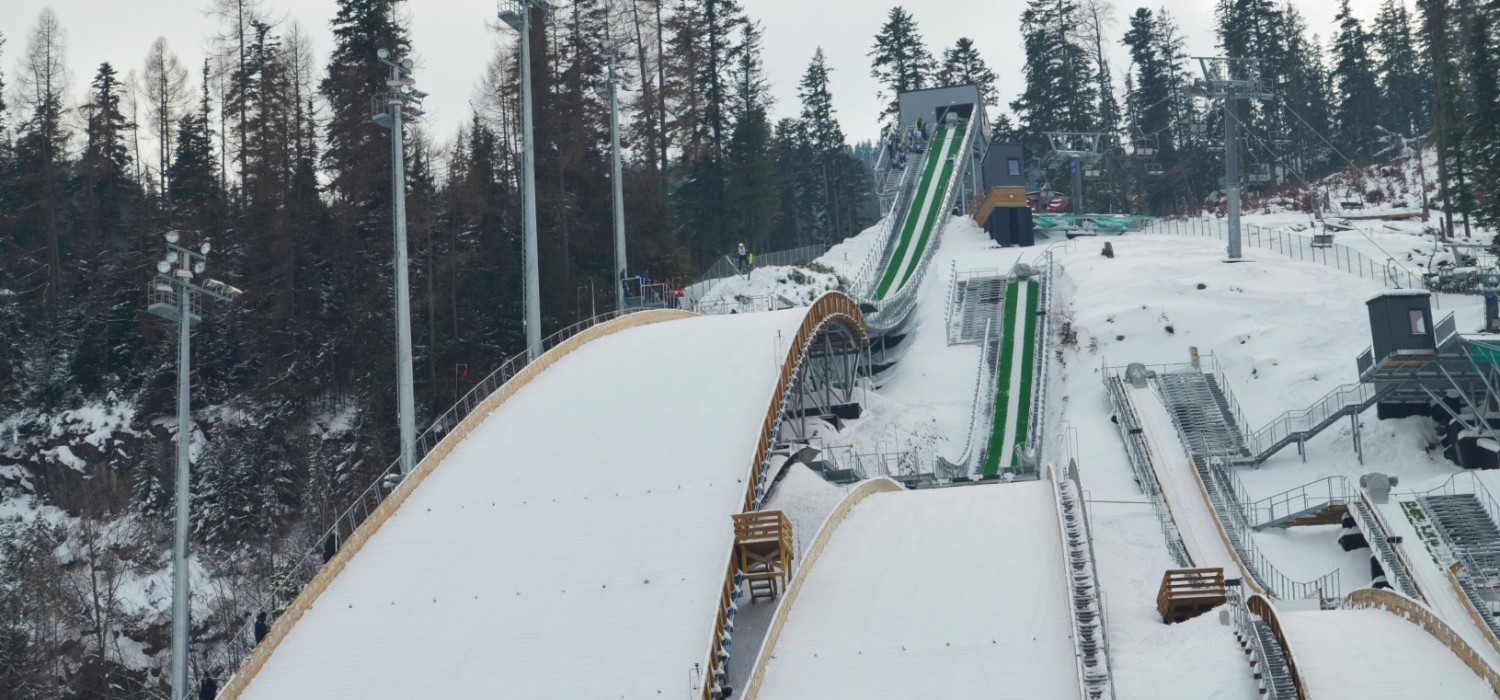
[147,232,238,700]
[601,39,629,312]
[1045,132,1103,214]
[1197,56,1273,262]
[373,48,425,475]
[499,0,554,360]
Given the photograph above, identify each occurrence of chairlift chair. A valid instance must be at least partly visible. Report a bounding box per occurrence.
[1145,162,1165,176]
[1083,166,1102,179]
[1134,138,1156,158]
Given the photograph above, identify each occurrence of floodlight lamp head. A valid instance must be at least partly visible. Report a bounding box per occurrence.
[378,48,391,60]
[194,262,206,275]
[602,39,613,50]
[165,230,180,244]
[157,261,172,274]
[401,58,414,71]
[167,251,180,264]
[200,241,211,255]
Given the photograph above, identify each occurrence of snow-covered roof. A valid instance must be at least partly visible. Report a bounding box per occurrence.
[752,483,1080,700]
[1367,289,1432,300]
[239,309,813,699]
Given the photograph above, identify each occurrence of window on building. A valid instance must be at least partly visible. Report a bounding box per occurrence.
[1410,309,1428,335]
[1007,158,1021,177]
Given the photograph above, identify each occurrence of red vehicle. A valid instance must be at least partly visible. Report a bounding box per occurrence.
[1026,190,1070,213]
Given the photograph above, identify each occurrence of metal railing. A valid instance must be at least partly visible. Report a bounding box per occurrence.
[685,243,829,307]
[1244,383,1380,458]
[1248,476,1352,529]
[1142,217,1425,290]
[850,156,921,297]
[211,307,652,684]
[940,319,995,479]
[1102,368,1191,567]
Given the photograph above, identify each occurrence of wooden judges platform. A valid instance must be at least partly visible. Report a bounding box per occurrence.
[734,510,794,603]
[1157,567,1228,624]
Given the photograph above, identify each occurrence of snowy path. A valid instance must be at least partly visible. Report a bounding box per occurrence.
[238,310,813,700]
[1372,498,1500,670]
[752,483,1079,700]
[1128,382,1239,572]
[1280,609,1494,699]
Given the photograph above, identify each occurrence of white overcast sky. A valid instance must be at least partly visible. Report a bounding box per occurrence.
[3,0,1388,149]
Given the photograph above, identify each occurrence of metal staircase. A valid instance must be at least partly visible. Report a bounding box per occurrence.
[1154,371,1341,602]
[1102,371,1190,567]
[1245,476,1424,600]
[1250,619,1300,699]
[1055,466,1114,700]
[1417,492,1500,641]
[1240,382,1390,465]
[946,268,1007,346]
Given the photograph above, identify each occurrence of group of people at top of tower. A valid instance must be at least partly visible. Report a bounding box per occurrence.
[883,117,931,172]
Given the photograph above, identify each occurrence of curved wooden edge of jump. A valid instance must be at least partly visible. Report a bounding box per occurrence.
[1245,594,1310,699]
[218,309,697,700]
[1341,587,1500,695]
[739,478,905,700]
[700,292,871,699]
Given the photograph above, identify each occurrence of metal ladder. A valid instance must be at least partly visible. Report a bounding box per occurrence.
[1057,477,1114,699]
[1251,619,1300,699]
[1156,372,1247,458]
[1422,494,1500,572]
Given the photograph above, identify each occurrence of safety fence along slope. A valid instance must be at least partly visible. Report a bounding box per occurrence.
[1143,217,1424,290]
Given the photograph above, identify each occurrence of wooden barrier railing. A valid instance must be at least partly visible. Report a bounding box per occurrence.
[1157,568,1227,623]
[1343,587,1500,694]
[702,292,870,699]
[217,309,695,700]
[740,479,905,699]
[1245,594,1309,699]
[1444,560,1500,667]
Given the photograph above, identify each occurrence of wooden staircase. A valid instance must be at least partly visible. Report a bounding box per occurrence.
[1157,568,1227,624]
[1276,503,1348,528]
[734,510,794,603]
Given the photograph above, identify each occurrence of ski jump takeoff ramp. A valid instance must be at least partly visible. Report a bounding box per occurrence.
[227,296,868,699]
[742,480,1080,700]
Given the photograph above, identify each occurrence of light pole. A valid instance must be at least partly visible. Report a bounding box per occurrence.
[147,231,240,700]
[499,0,554,360]
[373,48,426,475]
[597,39,630,313]
[1197,56,1272,262]
[1045,132,1103,215]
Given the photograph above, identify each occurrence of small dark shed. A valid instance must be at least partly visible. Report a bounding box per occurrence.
[1366,291,1436,363]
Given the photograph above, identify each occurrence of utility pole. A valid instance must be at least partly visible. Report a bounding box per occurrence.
[1197,57,1273,262]
[598,39,630,313]
[1045,132,1103,215]
[373,49,427,475]
[499,0,554,359]
[147,232,241,700]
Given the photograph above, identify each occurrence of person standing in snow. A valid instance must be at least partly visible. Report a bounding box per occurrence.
[735,243,749,273]
[199,675,218,700]
[254,611,270,644]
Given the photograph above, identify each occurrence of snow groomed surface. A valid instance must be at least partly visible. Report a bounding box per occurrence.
[1279,608,1495,698]
[235,309,825,700]
[748,482,1079,700]
[981,279,1039,476]
[872,122,966,301]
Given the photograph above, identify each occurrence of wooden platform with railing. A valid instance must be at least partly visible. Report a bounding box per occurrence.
[734,510,795,603]
[1157,567,1227,623]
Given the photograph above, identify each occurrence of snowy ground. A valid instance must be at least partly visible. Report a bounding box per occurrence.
[752,482,1080,700]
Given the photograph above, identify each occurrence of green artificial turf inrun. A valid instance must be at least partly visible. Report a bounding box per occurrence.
[873,123,966,300]
[981,280,1039,476]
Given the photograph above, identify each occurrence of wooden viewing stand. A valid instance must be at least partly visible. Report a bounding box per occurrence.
[1157,567,1227,624]
[734,510,794,603]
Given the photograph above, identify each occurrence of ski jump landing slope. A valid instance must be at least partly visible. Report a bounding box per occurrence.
[744,481,1079,700]
[233,304,863,700]
[1278,605,1497,698]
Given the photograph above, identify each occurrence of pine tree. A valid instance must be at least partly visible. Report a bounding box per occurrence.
[1373,0,1429,136]
[939,38,1000,108]
[869,7,937,128]
[1465,13,1500,228]
[1331,0,1383,157]
[12,9,71,324]
[724,22,780,252]
[1012,0,1098,158]
[798,48,870,243]
[142,38,189,196]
